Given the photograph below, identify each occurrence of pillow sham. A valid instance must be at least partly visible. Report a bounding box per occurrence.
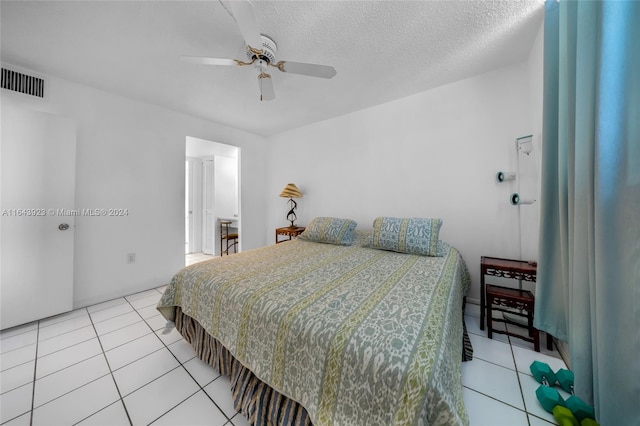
[298,217,358,246]
[370,217,443,256]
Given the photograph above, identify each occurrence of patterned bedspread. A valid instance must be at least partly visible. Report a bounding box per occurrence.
[157,232,471,425]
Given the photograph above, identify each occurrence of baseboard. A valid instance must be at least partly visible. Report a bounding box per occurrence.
[466,297,480,306]
[555,338,570,368]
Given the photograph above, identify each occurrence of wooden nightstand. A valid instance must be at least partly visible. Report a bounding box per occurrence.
[275,226,305,244]
[480,256,536,330]
[486,284,539,350]
[480,256,552,352]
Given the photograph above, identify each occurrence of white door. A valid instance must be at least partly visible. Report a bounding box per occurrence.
[185,158,202,254]
[185,159,192,254]
[1,105,76,330]
[202,160,215,255]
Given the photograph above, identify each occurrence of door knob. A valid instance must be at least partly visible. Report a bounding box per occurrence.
[58,223,69,231]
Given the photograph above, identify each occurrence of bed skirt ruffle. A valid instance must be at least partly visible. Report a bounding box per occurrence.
[174,306,473,426]
[174,307,312,426]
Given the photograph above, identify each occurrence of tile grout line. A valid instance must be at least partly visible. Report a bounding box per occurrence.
[0,356,36,384]
[86,307,134,426]
[37,323,94,345]
[2,288,194,425]
[509,335,533,426]
[125,295,235,424]
[28,320,40,426]
[468,354,519,373]
[0,332,38,357]
[7,312,115,416]
[463,330,535,423]
[466,306,547,424]
[33,352,105,383]
[31,372,112,414]
[462,385,530,415]
[2,316,208,425]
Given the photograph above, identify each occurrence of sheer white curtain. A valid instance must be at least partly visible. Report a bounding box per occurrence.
[534,1,640,424]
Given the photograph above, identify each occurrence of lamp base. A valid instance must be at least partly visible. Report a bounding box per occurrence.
[285,198,297,229]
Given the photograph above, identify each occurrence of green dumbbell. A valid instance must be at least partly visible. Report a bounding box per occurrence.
[554,405,600,426]
[555,368,596,421]
[530,361,565,412]
[553,405,579,426]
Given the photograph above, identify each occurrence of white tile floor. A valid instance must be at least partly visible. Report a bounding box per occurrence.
[185,253,215,266]
[0,285,245,426]
[1,278,566,425]
[462,304,566,425]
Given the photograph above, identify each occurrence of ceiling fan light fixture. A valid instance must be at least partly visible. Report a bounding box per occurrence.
[181,0,336,101]
[246,35,277,64]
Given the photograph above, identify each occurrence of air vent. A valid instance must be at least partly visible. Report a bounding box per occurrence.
[1,68,44,98]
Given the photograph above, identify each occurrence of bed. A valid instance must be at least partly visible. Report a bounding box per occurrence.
[157,219,472,425]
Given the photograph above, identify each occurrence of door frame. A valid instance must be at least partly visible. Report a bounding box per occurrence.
[185,137,240,258]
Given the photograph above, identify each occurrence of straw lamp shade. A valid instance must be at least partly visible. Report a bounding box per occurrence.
[279,183,303,199]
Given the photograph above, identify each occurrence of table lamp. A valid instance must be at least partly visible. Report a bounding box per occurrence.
[279,183,303,228]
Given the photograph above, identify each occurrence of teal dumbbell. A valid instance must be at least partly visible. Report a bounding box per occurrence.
[531,362,597,422]
[567,394,595,421]
[556,368,574,393]
[535,385,566,413]
[530,361,565,412]
[555,368,596,421]
[530,361,558,386]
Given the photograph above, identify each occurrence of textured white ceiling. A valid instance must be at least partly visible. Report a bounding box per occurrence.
[0,1,544,136]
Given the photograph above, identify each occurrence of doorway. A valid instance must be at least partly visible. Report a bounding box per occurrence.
[185,137,240,263]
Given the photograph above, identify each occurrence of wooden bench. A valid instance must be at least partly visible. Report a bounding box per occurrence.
[486,284,551,352]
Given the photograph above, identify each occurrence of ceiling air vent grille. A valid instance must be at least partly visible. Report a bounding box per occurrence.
[1,68,45,98]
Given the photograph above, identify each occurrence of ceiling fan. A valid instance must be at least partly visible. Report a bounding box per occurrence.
[181,1,337,101]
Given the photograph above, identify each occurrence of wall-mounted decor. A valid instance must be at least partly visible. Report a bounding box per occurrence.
[496,171,516,182]
[517,135,533,155]
[510,193,536,205]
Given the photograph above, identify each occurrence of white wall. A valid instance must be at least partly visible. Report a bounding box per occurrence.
[266,59,543,302]
[1,67,268,308]
[523,21,545,262]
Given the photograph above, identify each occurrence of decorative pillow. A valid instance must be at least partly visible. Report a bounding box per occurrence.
[370,217,443,256]
[298,217,358,246]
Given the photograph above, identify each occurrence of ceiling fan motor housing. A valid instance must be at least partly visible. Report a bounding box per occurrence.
[246,35,277,64]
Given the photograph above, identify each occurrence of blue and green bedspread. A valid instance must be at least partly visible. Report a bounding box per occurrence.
[157,231,471,425]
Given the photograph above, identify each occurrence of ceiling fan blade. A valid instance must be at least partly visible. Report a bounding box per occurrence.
[228,1,263,53]
[258,73,275,101]
[180,56,239,66]
[272,61,337,79]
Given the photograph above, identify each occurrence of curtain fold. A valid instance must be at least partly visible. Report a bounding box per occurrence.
[534,1,640,424]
